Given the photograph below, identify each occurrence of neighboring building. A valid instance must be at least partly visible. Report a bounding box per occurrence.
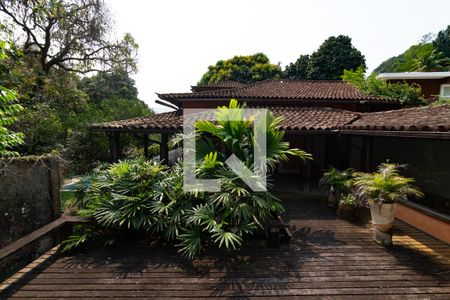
[378,72,450,100]
[91,79,450,243]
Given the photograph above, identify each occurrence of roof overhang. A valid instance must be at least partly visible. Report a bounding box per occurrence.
[338,129,450,140]
[378,72,450,80]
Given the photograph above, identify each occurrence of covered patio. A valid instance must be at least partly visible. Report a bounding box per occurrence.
[1,197,449,299]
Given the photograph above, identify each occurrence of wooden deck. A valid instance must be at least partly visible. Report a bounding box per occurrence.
[1,198,450,299]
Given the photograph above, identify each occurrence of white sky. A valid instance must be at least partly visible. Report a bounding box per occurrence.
[106,0,450,113]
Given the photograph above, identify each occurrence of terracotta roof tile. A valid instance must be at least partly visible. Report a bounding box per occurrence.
[159,80,392,102]
[91,111,182,131]
[91,107,360,132]
[342,104,450,132]
[191,81,246,92]
[91,105,450,134]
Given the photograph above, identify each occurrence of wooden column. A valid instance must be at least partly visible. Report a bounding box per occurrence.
[111,131,121,162]
[160,133,169,164]
[143,134,149,158]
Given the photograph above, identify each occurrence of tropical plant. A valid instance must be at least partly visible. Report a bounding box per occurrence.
[342,67,426,106]
[375,25,450,74]
[63,100,311,258]
[198,53,281,84]
[339,193,357,208]
[0,86,24,157]
[194,99,311,171]
[412,49,450,72]
[353,163,424,206]
[0,40,24,157]
[319,167,354,195]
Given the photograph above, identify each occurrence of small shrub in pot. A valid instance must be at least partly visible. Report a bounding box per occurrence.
[353,163,423,246]
[338,193,357,220]
[320,167,353,208]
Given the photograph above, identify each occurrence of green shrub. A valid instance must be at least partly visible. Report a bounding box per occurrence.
[319,167,353,195]
[353,163,424,206]
[63,100,311,258]
[342,67,426,106]
[339,194,357,208]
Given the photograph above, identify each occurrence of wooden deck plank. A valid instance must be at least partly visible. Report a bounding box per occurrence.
[1,198,449,299]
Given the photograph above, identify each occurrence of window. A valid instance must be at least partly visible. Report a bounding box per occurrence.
[440,84,450,98]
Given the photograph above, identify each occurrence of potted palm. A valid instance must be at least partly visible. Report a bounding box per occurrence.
[320,167,353,208]
[338,193,357,220]
[353,163,423,246]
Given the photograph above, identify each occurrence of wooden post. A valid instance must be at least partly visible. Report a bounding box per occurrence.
[143,134,149,158]
[160,133,169,164]
[111,131,121,162]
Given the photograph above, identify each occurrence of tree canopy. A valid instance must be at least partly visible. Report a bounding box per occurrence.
[282,35,366,80]
[198,53,281,85]
[0,1,151,172]
[374,26,450,73]
[282,55,310,80]
[0,41,24,157]
[433,25,450,57]
[307,35,366,80]
[0,0,138,75]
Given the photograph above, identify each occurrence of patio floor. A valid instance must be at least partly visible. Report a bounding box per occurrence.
[1,197,450,299]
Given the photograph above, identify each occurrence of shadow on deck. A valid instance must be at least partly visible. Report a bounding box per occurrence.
[1,197,449,299]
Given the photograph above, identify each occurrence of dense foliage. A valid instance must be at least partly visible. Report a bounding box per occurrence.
[198,53,282,85]
[63,100,311,258]
[342,67,426,105]
[0,1,152,172]
[307,35,366,80]
[200,35,366,84]
[319,167,353,196]
[434,25,450,57]
[374,26,450,73]
[353,163,423,206]
[283,35,366,80]
[0,0,138,74]
[0,39,24,157]
[282,55,310,80]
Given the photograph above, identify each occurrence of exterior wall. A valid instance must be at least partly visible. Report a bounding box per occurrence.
[0,156,61,280]
[396,203,450,244]
[388,77,450,100]
[180,99,399,112]
[369,137,450,214]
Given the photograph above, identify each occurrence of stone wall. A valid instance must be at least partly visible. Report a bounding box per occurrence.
[0,156,61,280]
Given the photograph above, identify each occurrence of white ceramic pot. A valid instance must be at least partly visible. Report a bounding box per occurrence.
[370,203,397,225]
[328,187,339,208]
[370,203,397,246]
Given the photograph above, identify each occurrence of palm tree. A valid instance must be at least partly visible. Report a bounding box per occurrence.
[64,100,312,258]
[412,50,450,72]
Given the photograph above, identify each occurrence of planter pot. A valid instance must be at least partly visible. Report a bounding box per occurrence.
[338,204,356,220]
[328,189,339,208]
[370,203,397,246]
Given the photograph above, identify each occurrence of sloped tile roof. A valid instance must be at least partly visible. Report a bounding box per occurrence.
[91,111,182,131]
[91,105,450,134]
[272,107,359,130]
[342,104,450,132]
[91,107,360,131]
[159,80,391,102]
[191,81,246,92]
